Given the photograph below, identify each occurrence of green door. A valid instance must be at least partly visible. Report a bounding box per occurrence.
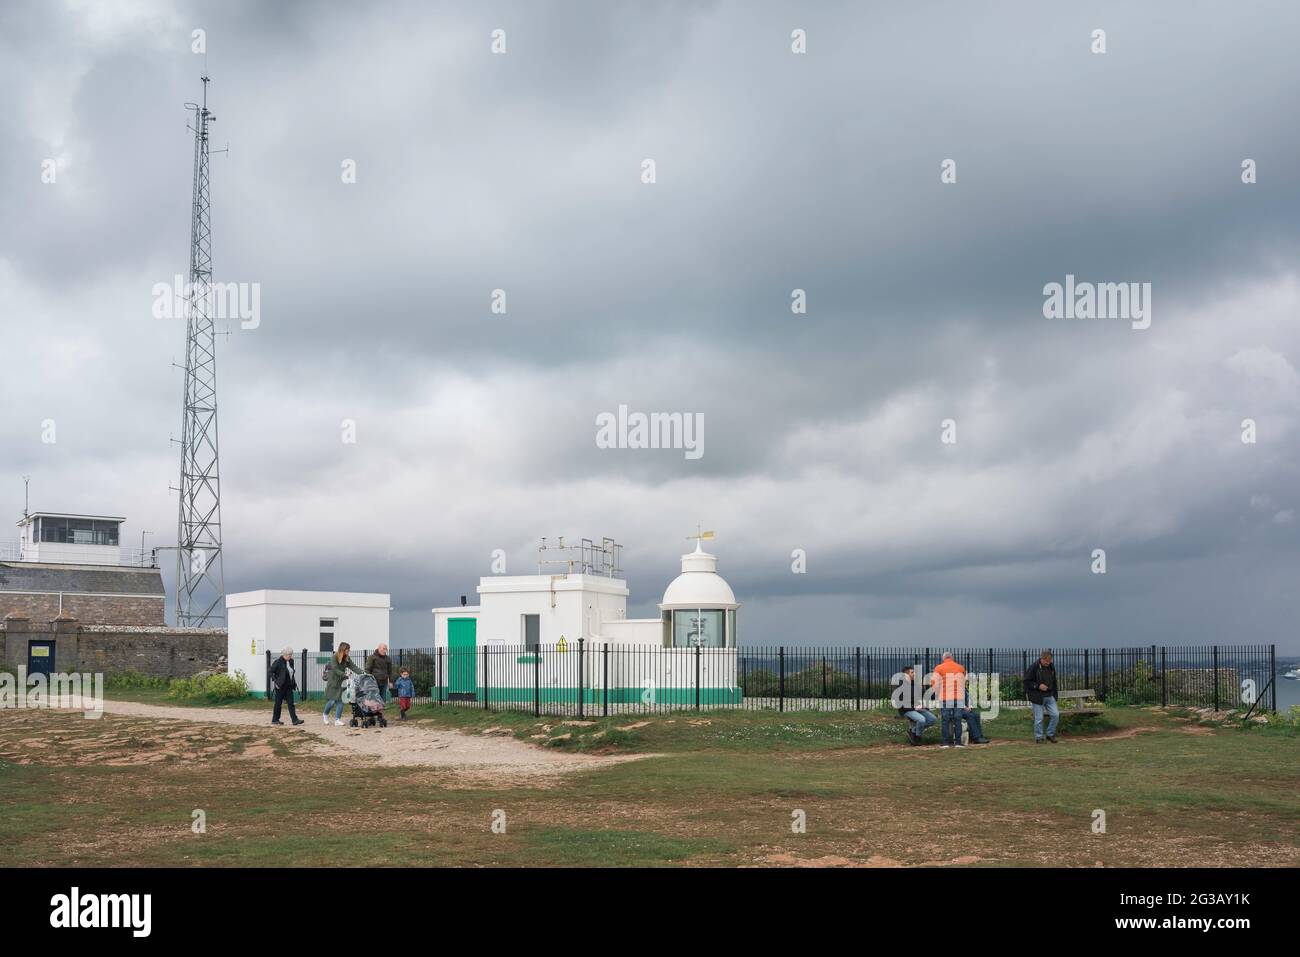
[448,618,477,699]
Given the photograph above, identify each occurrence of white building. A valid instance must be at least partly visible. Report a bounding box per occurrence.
[14,512,131,566]
[226,590,391,695]
[430,538,740,705]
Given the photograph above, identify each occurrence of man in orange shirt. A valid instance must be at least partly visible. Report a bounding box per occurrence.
[931,652,990,747]
[931,652,969,747]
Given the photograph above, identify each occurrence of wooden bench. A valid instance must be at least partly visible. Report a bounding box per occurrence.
[1059,689,1104,717]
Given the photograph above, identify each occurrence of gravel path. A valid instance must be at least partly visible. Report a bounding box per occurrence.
[86,699,650,776]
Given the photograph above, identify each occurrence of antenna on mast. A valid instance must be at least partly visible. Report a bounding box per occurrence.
[21,476,30,519]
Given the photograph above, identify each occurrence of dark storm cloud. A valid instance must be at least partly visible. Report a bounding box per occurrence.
[2,0,1299,649]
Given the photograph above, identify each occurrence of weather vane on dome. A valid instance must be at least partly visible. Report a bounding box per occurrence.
[687,526,715,545]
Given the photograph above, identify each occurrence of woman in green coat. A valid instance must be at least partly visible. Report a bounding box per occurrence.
[322,642,363,725]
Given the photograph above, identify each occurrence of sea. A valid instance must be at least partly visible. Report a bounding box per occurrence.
[1274,668,1300,712]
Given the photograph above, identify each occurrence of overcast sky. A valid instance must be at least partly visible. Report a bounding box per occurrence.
[2,0,1299,652]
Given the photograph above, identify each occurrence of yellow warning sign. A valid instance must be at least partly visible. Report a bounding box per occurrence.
[556,636,568,653]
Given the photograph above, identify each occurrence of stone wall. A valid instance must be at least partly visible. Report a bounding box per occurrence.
[0,593,165,627]
[1,615,226,678]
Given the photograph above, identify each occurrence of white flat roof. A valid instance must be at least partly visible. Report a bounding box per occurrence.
[226,589,391,609]
[432,606,481,614]
[477,574,629,597]
[18,512,126,525]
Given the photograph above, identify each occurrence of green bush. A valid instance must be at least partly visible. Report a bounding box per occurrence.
[105,671,171,690]
[200,671,249,702]
[1258,705,1300,732]
[393,650,434,696]
[166,670,248,703]
[1100,659,1162,706]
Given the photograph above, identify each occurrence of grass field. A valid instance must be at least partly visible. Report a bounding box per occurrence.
[0,698,1296,867]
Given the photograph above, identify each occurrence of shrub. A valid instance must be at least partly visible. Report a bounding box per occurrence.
[105,671,171,690]
[200,671,249,702]
[166,670,248,703]
[1256,705,1300,732]
[392,650,434,696]
[1100,659,1162,706]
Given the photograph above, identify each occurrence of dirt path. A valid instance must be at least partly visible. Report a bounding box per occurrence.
[71,699,651,777]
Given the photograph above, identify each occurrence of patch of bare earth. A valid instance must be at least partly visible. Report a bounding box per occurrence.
[0,710,282,767]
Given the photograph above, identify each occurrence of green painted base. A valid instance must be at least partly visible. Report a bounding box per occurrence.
[242,687,744,706]
[432,686,744,706]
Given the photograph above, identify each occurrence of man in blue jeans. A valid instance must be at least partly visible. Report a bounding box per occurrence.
[1024,649,1060,743]
[932,652,968,748]
[894,665,937,744]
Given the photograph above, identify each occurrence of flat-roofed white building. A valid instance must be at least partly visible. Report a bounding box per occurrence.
[15,512,129,566]
[226,590,391,694]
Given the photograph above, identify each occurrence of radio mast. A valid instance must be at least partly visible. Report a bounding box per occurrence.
[174,75,226,627]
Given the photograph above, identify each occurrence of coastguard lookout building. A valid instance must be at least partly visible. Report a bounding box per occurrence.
[430,537,740,705]
[1,512,165,626]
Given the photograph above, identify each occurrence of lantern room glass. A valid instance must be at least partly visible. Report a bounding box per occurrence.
[672,608,726,648]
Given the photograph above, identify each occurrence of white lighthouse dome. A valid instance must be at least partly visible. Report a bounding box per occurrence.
[660,542,738,609]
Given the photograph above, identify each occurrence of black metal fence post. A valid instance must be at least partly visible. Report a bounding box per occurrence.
[1270,644,1277,712]
[437,647,443,705]
[534,645,541,717]
[694,644,702,711]
[603,643,609,717]
[1100,648,1107,701]
[483,644,489,710]
[779,646,785,713]
[854,647,861,711]
[577,638,585,719]
[1161,646,1167,707]
[1206,642,1216,712]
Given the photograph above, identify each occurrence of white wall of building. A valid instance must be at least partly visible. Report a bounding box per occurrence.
[20,542,124,566]
[473,575,629,647]
[600,618,661,645]
[226,590,391,693]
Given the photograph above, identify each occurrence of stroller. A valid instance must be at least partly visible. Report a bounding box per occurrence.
[349,673,388,728]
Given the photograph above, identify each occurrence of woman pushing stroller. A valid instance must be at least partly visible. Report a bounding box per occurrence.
[322,642,364,726]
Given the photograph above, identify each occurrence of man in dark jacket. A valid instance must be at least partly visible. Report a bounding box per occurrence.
[366,644,394,701]
[894,665,937,744]
[269,647,305,726]
[1024,649,1060,743]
